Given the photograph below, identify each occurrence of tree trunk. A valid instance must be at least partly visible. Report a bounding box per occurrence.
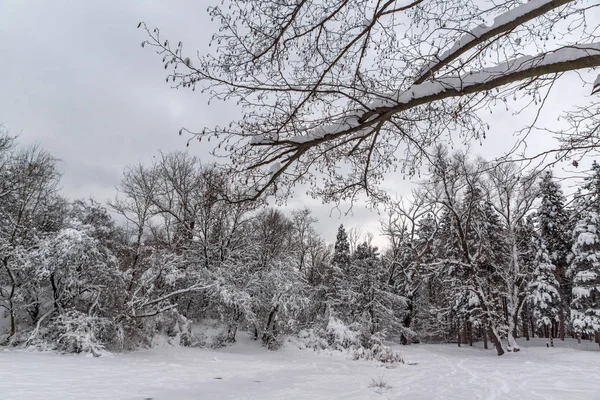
[507,312,520,352]
[468,321,473,347]
[489,325,505,356]
[50,273,60,312]
[558,304,565,341]
[507,332,520,352]
[27,301,40,325]
[2,257,17,338]
[400,296,414,345]
[483,325,488,350]
[227,311,241,342]
[262,305,279,346]
[9,305,15,338]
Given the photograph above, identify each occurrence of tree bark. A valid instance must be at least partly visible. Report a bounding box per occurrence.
[507,310,520,352]
[2,257,17,338]
[489,325,505,356]
[262,304,279,346]
[559,304,565,341]
[468,320,473,347]
[483,325,488,350]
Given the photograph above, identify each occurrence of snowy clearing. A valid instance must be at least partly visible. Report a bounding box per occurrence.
[1,337,598,400]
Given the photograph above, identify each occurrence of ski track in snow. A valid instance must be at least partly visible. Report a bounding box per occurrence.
[0,337,598,400]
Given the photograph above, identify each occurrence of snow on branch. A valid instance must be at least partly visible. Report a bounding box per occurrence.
[129,283,217,317]
[593,74,600,95]
[416,0,573,84]
[240,42,600,202]
[373,43,600,112]
[142,0,599,204]
[254,43,600,150]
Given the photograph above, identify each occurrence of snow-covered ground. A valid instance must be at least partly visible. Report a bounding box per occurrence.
[1,337,598,400]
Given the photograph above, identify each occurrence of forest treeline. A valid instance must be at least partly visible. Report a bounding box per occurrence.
[1,130,598,357]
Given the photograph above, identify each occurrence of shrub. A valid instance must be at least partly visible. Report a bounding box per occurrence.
[27,311,110,357]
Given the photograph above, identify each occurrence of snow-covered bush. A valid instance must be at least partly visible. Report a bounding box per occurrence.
[294,316,361,351]
[352,342,404,364]
[324,316,361,350]
[294,316,403,363]
[28,311,110,357]
[180,319,230,349]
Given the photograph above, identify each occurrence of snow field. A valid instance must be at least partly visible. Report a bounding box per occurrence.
[1,337,598,400]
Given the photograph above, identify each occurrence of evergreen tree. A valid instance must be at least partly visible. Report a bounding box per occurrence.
[568,162,600,336]
[537,171,572,339]
[332,225,351,273]
[330,225,352,313]
[348,241,407,338]
[529,237,561,334]
[569,212,600,334]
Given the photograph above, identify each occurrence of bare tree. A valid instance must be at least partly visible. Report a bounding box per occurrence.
[347,226,363,255]
[141,0,600,203]
[381,192,438,343]
[483,162,540,351]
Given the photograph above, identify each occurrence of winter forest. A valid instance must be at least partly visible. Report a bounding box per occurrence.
[2,0,600,398]
[2,128,600,358]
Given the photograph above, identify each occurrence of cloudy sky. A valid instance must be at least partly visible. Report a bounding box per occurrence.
[1,1,596,247]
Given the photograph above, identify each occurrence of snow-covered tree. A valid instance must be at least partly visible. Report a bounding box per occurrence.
[568,163,600,335]
[381,193,438,344]
[332,225,351,273]
[330,224,352,314]
[0,145,63,341]
[20,205,122,354]
[528,236,561,335]
[484,162,539,352]
[290,208,318,274]
[423,150,512,355]
[536,171,572,339]
[569,212,600,334]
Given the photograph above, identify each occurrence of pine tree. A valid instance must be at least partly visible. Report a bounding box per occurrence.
[537,171,572,339]
[569,212,600,334]
[528,228,561,337]
[349,241,407,338]
[569,162,600,336]
[332,224,351,272]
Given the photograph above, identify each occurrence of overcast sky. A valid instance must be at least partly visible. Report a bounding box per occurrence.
[1,1,596,247]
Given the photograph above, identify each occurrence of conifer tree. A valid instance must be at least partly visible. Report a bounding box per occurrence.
[569,162,600,336]
[529,237,561,335]
[569,212,600,335]
[332,225,351,273]
[537,171,572,339]
[329,224,352,318]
